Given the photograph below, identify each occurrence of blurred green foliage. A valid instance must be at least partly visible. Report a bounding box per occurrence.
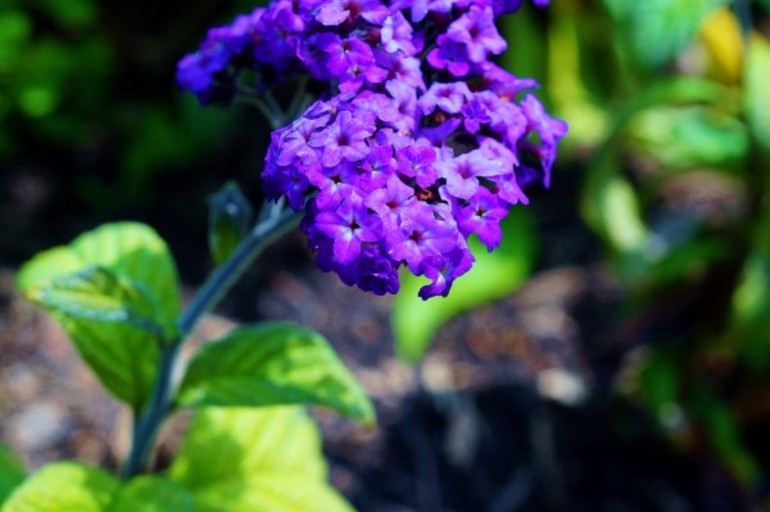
[528,0,770,494]
[0,0,252,215]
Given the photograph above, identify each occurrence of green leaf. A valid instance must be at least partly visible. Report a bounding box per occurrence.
[392,209,536,363]
[177,323,374,424]
[17,222,181,411]
[628,105,748,169]
[169,407,355,512]
[693,393,760,485]
[18,222,181,324]
[109,476,195,512]
[744,34,770,154]
[40,0,97,29]
[0,446,25,506]
[603,0,730,69]
[1,462,118,512]
[27,267,165,336]
[731,252,770,370]
[595,176,647,255]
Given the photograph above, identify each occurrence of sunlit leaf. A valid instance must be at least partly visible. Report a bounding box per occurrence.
[699,7,744,83]
[177,323,374,424]
[18,222,180,324]
[109,476,195,512]
[17,222,181,411]
[0,446,25,506]
[26,267,165,335]
[392,209,536,363]
[628,105,748,169]
[169,407,355,512]
[1,463,117,512]
[744,34,770,154]
[596,176,647,254]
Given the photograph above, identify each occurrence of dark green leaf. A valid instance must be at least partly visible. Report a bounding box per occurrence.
[169,407,355,512]
[177,322,374,424]
[392,209,536,363]
[693,394,760,485]
[208,181,254,265]
[0,445,25,506]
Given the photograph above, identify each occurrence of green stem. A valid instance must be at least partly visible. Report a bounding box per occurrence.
[178,202,301,336]
[121,203,302,478]
[734,0,752,38]
[122,342,180,478]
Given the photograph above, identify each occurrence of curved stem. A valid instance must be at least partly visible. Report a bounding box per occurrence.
[178,203,301,336]
[121,203,302,478]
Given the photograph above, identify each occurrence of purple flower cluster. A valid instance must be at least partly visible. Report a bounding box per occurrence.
[179,0,566,298]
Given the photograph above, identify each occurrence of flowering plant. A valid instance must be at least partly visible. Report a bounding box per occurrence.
[1,0,564,510]
[178,0,566,299]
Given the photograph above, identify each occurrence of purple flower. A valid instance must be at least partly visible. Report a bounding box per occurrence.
[418,247,473,299]
[322,35,375,77]
[447,6,507,63]
[491,0,550,16]
[436,148,508,200]
[181,0,567,299]
[353,246,400,295]
[315,0,389,26]
[314,194,382,263]
[396,141,437,188]
[427,36,472,77]
[387,202,459,274]
[418,82,473,116]
[381,12,417,55]
[275,115,326,166]
[520,93,568,187]
[365,174,415,230]
[176,42,231,102]
[456,187,507,249]
[309,109,375,167]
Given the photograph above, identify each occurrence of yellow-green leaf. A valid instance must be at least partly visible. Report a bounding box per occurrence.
[745,34,770,153]
[17,222,181,411]
[108,476,195,512]
[177,323,374,424]
[169,407,355,512]
[1,463,117,512]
